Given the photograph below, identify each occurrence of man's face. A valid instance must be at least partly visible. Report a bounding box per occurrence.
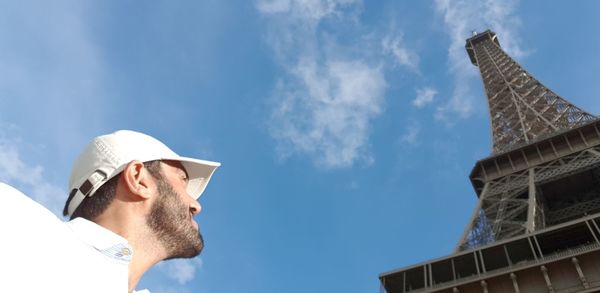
[146,161,204,259]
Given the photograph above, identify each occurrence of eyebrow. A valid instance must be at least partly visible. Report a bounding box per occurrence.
[179,165,189,181]
[163,160,189,180]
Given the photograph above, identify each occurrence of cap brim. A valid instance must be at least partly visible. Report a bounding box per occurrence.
[168,157,220,199]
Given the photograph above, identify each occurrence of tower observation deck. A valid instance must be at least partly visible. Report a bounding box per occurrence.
[379,31,600,292]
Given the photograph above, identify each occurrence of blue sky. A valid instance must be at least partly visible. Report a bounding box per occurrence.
[1,1,600,292]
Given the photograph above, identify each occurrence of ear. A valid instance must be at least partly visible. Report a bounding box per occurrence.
[121,160,155,200]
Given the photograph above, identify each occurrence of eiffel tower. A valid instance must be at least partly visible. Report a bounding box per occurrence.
[380,31,600,292]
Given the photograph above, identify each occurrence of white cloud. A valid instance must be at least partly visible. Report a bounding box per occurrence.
[399,124,420,146]
[0,128,66,217]
[413,87,437,108]
[256,0,363,67]
[433,0,525,123]
[382,34,419,72]
[258,0,389,168]
[256,0,358,21]
[256,0,291,14]
[158,258,203,285]
[271,58,385,168]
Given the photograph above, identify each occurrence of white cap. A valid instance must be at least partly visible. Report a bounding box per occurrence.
[67,130,220,217]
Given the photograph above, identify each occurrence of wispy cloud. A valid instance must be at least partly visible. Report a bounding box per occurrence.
[433,0,525,123]
[258,0,389,168]
[256,0,291,14]
[256,0,358,20]
[270,58,385,168]
[413,87,437,108]
[158,258,203,285]
[399,123,420,146]
[382,33,419,72]
[0,126,65,217]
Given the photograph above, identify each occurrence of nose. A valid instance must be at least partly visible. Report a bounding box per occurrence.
[189,199,202,215]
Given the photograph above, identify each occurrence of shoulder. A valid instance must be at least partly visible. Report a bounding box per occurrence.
[0,182,64,227]
[0,183,130,292]
[0,182,32,203]
[0,182,57,213]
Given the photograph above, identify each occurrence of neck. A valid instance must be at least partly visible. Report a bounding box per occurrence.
[94,212,167,293]
[127,235,165,292]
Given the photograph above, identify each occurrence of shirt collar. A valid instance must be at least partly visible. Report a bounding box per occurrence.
[66,217,134,263]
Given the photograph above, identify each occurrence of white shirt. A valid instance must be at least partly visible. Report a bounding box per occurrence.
[0,183,149,293]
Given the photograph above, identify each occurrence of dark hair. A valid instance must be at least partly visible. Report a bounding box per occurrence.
[63,160,163,220]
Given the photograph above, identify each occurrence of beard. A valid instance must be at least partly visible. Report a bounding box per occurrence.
[146,178,204,259]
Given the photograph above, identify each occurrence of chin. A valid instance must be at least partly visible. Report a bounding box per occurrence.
[166,232,204,260]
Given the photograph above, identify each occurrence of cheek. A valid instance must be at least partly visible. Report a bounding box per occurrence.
[173,195,191,216]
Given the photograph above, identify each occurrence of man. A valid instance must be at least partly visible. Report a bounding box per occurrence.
[0,130,220,292]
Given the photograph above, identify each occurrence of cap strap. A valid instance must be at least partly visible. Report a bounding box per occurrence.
[67,170,108,216]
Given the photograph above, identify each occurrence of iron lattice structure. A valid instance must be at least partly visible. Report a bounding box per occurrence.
[379,31,600,293]
[466,31,595,154]
[457,30,598,251]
